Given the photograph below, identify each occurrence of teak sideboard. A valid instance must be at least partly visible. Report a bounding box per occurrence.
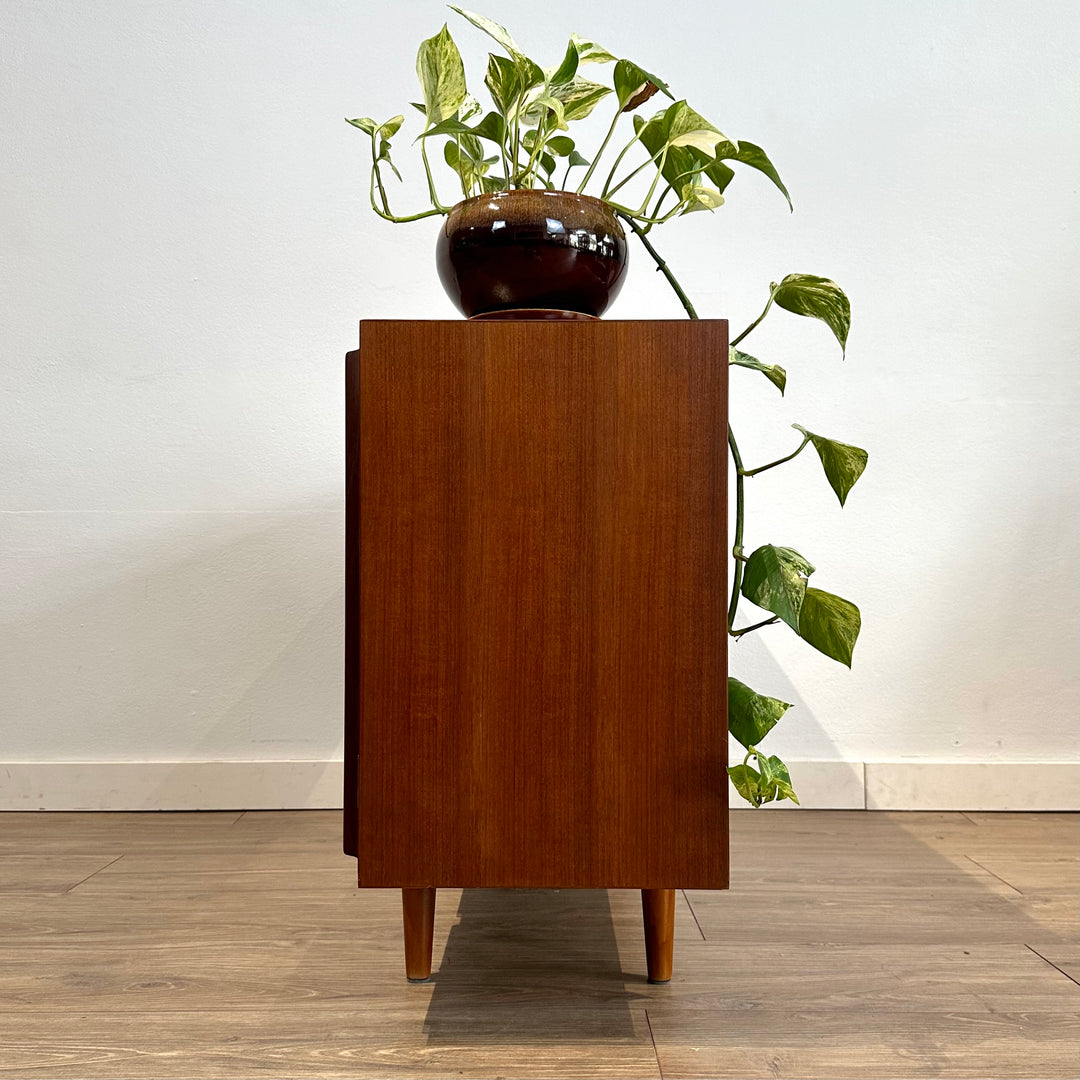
[344,319,729,982]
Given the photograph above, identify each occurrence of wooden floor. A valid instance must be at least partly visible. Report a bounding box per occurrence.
[0,811,1076,1079]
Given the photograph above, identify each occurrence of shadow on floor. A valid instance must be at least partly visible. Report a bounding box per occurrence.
[423,887,643,1043]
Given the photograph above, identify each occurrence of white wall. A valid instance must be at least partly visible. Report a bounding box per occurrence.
[2,0,1077,809]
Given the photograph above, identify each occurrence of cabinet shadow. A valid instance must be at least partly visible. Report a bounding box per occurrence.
[423,887,644,1043]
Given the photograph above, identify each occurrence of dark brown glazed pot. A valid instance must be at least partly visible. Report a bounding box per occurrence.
[436,189,629,319]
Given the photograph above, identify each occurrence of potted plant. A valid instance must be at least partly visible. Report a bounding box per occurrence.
[348,6,867,806]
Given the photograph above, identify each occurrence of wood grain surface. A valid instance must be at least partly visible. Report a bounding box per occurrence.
[346,320,729,889]
[0,810,1075,1079]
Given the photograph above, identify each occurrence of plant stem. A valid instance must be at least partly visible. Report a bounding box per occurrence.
[742,435,811,477]
[420,137,448,212]
[725,290,790,628]
[727,426,746,630]
[576,106,622,193]
[732,616,780,638]
[619,211,749,634]
[518,118,547,188]
[633,146,667,217]
[369,135,391,215]
[649,182,675,221]
[369,140,445,223]
[606,200,684,226]
[599,131,643,198]
[730,288,776,348]
[454,136,469,199]
[511,93,525,187]
[740,749,761,807]
[604,143,664,201]
[370,203,448,224]
[617,213,698,318]
[499,130,510,186]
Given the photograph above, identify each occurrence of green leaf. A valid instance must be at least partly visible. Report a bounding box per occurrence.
[715,140,791,210]
[444,135,491,193]
[569,33,615,65]
[471,110,508,145]
[345,116,377,134]
[481,174,506,192]
[448,5,524,61]
[458,131,485,162]
[443,138,465,171]
[549,38,579,85]
[613,58,672,109]
[549,77,613,122]
[728,678,792,751]
[412,115,474,142]
[539,150,556,178]
[756,754,800,804]
[679,183,724,213]
[792,425,868,507]
[741,545,815,633]
[771,274,851,357]
[377,115,404,140]
[567,148,590,169]
[546,135,575,156]
[484,52,544,120]
[416,24,467,125]
[665,101,729,156]
[728,763,763,807]
[523,92,568,130]
[484,53,520,117]
[729,348,786,395]
[376,136,402,181]
[635,111,703,193]
[798,587,861,667]
[704,157,736,193]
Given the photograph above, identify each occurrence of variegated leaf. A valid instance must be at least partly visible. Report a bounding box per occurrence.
[415,24,467,124]
[792,424,868,507]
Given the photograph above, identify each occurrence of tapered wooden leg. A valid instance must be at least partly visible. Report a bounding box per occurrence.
[402,887,436,982]
[641,888,675,983]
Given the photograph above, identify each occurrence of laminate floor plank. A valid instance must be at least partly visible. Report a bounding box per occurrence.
[0,1007,660,1079]
[90,851,358,874]
[685,885,1073,945]
[644,941,1079,1079]
[961,855,1080,893]
[72,867,362,894]
[0,810,1076,1079]
[1027,940,1080,983]
[644,1013,1077,1080]
[0,855,122,894]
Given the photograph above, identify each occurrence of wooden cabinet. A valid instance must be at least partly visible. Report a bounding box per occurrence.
[344,319,729,981]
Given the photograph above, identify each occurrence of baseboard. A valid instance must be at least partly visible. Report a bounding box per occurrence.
[0,760,1076,812]
[864,762,1080,811]
[0,761,345,811]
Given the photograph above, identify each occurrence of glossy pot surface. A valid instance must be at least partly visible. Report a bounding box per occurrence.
[436,190,628,319]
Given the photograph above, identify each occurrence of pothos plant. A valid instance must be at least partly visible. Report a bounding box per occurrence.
[349,7,868,808]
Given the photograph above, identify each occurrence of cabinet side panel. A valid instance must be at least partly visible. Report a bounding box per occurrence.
[356,320,727,888]
[357,323,484,884]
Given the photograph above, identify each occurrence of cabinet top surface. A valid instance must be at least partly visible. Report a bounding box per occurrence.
[357,318,727,326]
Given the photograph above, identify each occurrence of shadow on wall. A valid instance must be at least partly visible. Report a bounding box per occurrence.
[0,500,346,804]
